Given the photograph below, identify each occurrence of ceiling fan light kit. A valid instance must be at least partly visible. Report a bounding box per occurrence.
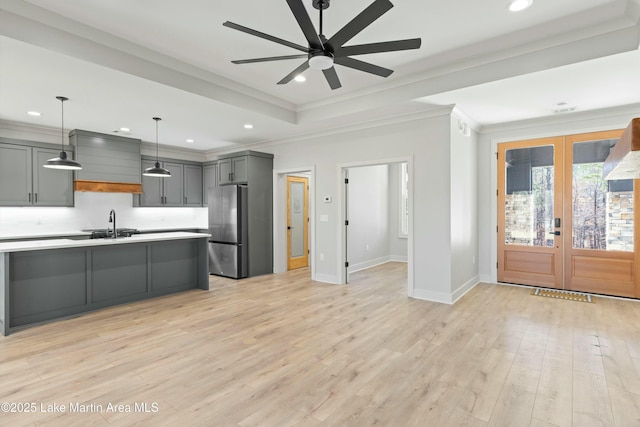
[223,0,421,90]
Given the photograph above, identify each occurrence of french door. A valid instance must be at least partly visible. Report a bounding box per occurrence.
[498,130,640,297]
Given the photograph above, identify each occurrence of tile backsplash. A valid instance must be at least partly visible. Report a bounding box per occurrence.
[0,192,207,238]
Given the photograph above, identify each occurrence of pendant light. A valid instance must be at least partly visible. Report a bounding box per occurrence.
[43,96,82,170]
[143,117,171,177]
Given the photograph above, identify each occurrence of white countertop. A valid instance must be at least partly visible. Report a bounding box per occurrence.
[0,232,211,253]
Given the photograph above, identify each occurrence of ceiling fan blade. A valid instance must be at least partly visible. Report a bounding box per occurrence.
[327,0,393,48]
[322,67,342,90]
[286,0,324,50]
[278,61,311,85]
[223,21,309,53]
[232,54,309,64]
[335,38,421,57]
[334,56,393,77]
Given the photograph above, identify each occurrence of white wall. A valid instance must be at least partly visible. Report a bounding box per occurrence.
[256,107,454,301]
[388,162,408,261]
[478,105,640,283]
[347,164,390,272]
[450,112,480,301]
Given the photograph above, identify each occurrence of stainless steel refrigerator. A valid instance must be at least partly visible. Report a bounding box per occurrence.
[208,185,248,279]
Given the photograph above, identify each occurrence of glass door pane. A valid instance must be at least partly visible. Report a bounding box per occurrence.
[572,139,633,252]
[504,145,555,247]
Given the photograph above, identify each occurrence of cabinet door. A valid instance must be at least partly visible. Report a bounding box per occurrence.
[203,164,217,206]
[140,160,164,206]
[218,159,232,185]
[231,156,248,183]
[32,148,73,206]
[163,162,184,206]
[0,143,32,206]
[184,165,203,206]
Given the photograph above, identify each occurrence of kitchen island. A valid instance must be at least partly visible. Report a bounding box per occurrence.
[0,232,209,335]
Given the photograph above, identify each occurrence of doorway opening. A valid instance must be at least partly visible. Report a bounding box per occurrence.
[339,158,413,295]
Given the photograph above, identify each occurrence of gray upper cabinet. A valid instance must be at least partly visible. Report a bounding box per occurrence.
[203,163,217,206]
[69,130,141,183]
[139,159,202,207]
[0,142,73,207]
[184,164,203,206]
[163,162,184,207]
[32,148,74,206]
[218,155,248,185]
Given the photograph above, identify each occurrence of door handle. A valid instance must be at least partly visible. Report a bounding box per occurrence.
[287,226,292,230]
[549,231,561,236]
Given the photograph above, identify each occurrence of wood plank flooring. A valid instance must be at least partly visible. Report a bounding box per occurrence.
[2,262,640,426]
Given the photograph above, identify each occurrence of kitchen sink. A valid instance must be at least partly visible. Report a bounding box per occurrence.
[85,228,139,239]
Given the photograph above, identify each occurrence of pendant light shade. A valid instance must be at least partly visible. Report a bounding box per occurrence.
[43,96,82,170]
[143,117,171,177]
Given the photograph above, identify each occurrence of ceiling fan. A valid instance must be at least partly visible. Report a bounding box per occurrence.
[223,0,421,90]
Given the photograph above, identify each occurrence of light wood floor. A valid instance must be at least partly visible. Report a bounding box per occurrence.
[2,262,640,426]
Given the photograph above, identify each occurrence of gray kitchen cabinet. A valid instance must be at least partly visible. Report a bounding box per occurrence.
[140,160,183,206]
[0,141,73,207]
[202,163,217,206]
[184,164,203,206]
[218,155,248,185]
[214,150,274,277]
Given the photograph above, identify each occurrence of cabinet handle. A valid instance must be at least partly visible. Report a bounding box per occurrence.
[184,196,187,204]
[28,193,31,203]
[229,172,232,182]
[34,193,38,203]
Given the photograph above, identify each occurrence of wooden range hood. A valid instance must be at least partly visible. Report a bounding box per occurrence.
[604,118,640,180]
[74,180,142,194]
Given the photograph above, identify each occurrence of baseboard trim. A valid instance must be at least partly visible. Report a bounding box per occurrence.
[314,273,341,284]
[389,255,408,263]
[452,275,480,304]
[412,275,480,305]
[348,256,390,274]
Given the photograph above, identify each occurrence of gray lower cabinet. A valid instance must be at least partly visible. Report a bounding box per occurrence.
[2,237,209,334]
[0,142,73,207]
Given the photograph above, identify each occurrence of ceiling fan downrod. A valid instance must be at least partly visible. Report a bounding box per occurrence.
[314,0,328,37]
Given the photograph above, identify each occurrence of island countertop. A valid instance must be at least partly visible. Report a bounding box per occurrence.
[0,232,210,253]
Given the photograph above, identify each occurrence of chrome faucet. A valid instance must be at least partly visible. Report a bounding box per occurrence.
[108,209,116,239]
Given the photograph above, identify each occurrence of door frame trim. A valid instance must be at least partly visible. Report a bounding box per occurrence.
[337,156,414,297]
[273,166,315,278]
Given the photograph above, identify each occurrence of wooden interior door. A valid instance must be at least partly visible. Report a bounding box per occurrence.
[498,137,564,288]
[563,130,638,297]
[287,176,309,270]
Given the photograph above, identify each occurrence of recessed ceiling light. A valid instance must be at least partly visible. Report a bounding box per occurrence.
[27,111,41,116]
[244,124,254,129]
[507,0,533,12]
[294,75,306,82]
[120,127,131,132]
[186,139,195,143]
[552,102,577,113]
